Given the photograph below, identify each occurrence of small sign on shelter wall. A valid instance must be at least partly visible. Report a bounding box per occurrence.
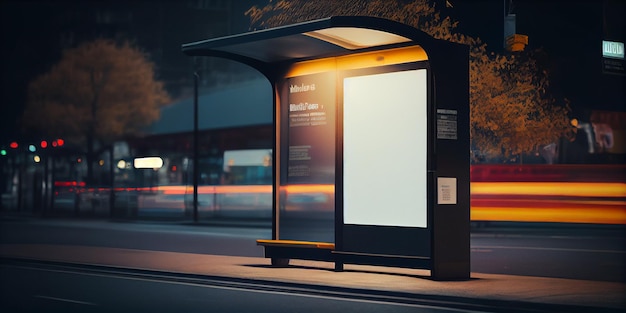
[437,177,457,205]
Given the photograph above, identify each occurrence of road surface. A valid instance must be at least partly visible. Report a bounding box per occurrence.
[0,217,624,282]
[2,260,519,313]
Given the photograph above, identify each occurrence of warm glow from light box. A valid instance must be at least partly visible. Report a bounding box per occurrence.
[304,27,411,50]
[283,45,429,228]
[285,45,428,78]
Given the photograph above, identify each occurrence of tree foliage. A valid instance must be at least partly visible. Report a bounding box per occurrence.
[23,39,170,182]
[246,0,572,160]
[470,50,570,158]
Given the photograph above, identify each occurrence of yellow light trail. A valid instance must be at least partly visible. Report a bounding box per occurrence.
[471,182,626,198]
[471,206,626,225]
[140,182,626,224]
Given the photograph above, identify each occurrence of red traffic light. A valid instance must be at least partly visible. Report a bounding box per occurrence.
[56,139,64,147]
[40,140,48,148]
[9,142,18,149]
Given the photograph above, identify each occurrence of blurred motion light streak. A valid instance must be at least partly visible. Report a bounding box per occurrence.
[67,178,624,224]
[471,206,626,224]
[471,182,626,198]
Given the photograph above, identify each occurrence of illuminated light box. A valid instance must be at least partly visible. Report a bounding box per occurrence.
[343,69,428,228]
[277,48,431,255]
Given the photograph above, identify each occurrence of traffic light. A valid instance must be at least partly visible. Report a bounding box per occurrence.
[9,142,18,149]
[41,140,48,148]
[1,149,6,156]
[505,34,528,52]
[52,138,65,147]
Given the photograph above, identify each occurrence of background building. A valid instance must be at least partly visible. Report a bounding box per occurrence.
[1,0,623,220]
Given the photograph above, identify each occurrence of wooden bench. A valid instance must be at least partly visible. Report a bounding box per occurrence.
[256,239,335,266]
[257,239,431,271]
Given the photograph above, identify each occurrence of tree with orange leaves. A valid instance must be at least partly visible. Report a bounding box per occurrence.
[247,0,572,162]
[23,39,170,183]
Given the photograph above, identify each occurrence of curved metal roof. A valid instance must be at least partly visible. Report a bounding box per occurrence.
[182,16,440,78]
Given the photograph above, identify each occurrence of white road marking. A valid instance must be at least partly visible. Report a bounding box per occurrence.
[35,295,97,306]
[472,245,626,254]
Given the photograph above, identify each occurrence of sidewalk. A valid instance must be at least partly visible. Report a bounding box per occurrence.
[1,243,624,311]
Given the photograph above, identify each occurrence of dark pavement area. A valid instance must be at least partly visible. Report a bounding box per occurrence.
[1,212,625,312]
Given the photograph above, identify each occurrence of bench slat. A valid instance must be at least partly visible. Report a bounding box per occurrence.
[257,239,335,250]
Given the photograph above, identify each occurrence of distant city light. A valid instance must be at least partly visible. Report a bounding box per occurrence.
[117,160,127,169]
[134,157,163,169]
[9,142,18,149]
[41,140,48,148]
[602,40,625,59]
[1,149,6,156]
[99,159,105,166]
[28,145,36,152]
[33,155,41,163]
[51,139,64,147]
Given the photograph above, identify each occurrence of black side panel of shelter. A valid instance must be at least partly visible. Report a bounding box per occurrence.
[430,41,471,280]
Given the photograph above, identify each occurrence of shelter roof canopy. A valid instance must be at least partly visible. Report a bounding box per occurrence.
[182,16,432,66]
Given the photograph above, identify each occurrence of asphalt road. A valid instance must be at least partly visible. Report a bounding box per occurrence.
[0,261,484,313]
[470,224,626,282]
[0,217,625,282]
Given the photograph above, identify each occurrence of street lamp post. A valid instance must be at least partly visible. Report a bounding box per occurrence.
[193,61,200,223]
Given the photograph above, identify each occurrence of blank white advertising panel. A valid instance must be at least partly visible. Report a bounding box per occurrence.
[343,69,427,228]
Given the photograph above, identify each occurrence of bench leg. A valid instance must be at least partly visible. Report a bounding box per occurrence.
[271,258,290,267]
[334,261,344,272]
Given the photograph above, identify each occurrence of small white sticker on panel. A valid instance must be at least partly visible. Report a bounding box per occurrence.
[437,177,457,205]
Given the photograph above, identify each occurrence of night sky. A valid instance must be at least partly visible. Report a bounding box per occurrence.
[1,0,624,145]
[453,0,624,115]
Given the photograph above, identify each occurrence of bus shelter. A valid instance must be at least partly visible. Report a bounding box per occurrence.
[182,16,470,280]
